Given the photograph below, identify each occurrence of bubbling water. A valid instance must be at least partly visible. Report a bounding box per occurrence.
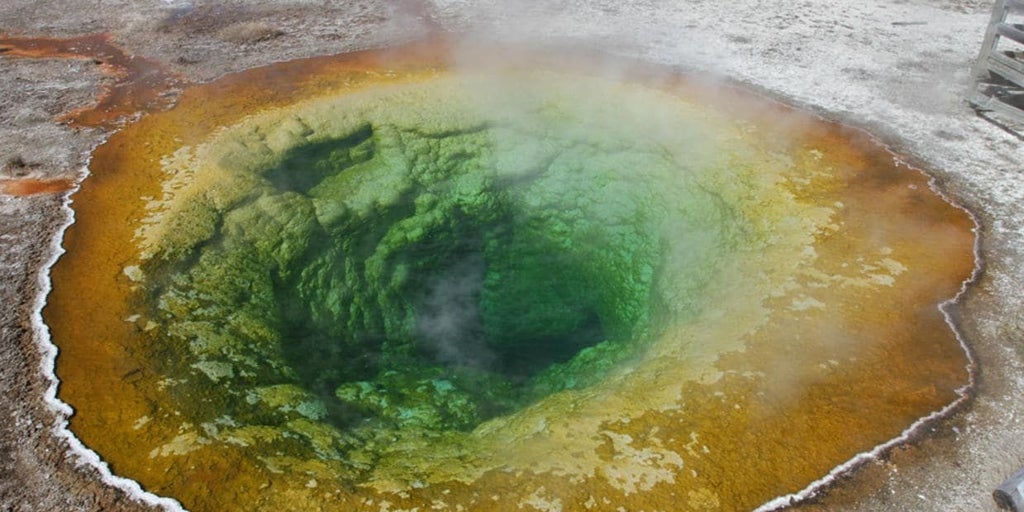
[46,41,976,511]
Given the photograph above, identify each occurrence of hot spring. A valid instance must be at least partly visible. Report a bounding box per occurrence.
[45,41,977,511]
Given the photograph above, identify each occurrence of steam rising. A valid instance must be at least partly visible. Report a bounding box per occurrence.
[415,256,495,370]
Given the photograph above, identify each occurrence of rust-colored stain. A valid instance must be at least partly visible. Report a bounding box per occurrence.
[0,177,76,196]
[0,33,182,128]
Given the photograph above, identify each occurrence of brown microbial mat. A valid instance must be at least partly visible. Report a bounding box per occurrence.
[45,39,977,512]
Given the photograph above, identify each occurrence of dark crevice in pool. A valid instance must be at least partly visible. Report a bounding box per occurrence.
[236,122,661,432]
[275,190,623,432]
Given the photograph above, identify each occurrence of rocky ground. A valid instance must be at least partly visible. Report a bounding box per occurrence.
[1,0,1021,511]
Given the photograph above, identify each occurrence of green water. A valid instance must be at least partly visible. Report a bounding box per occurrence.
[134,73,743,474]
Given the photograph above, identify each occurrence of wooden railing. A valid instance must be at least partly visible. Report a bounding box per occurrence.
[969,0,1024,126]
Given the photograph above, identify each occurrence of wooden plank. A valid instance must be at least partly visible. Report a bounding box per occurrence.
[972,0,1011,81]
[970,91,1024,124]
[994,466,1024,512]
[988,51,1024,87]
[997,23,1024,44]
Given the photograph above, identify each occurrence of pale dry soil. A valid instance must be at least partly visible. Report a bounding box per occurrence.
[1,1,1022,511]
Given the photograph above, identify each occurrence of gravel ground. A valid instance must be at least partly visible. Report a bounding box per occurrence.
[1,1,1021,511]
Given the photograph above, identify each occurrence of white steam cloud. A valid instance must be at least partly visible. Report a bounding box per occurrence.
[415,257,497,369]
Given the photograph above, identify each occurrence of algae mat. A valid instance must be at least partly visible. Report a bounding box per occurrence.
[46,41,977,511]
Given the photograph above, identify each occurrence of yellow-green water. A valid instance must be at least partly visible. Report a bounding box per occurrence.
[46,41,976,511]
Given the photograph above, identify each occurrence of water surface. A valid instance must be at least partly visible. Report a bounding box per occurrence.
[46,40,976,512]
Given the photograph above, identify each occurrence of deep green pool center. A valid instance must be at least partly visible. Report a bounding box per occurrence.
[134,73,743,472]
